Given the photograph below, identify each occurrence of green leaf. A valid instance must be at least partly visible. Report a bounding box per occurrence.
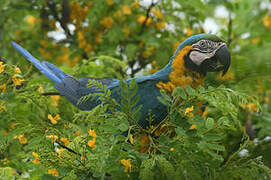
[173,87,187,99]
[119,123,129,131]
[205,117,214,130]
[0,167,14,180]
[184,85,196,96]
[206,143,225,152]
[175,127,185,136]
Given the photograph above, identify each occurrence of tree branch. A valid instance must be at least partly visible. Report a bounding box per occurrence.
[47,0,72,38]
[138,0,158,35]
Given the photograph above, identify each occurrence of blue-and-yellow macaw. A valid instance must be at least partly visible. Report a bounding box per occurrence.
[12,34,230,129]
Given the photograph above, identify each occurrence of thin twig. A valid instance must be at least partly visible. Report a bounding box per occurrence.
[56,140,81,156]
[42,92,60,96]
[138,0,158,35]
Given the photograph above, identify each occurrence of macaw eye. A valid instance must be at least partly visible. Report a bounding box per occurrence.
[199,41,207,48]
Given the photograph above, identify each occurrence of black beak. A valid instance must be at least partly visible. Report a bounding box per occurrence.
[215,45,231,76]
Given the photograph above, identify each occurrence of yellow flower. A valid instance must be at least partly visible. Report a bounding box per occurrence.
[88,139,96,149]
[88,129,97,138]
[137,15,152,25]
[106,0,114,6]
[120,159,132,173]
[122,28,131,39]
[32,152,39,159]
[185,106,194,118]
[14,67,21,74]
[170,148,174,152]
[48,169,58,177]
[0,84,6,93]
[129,135,134,145]
[189,124,197,130]
[100,17,113,29]
[0,62,6,74]
[252,37,260,45]
[60,137,70,146]
[95,34,103,44]
[50,95,60,107]
[2,158,9,165]
[12,75,24,86]
[48,114,61,125]
[10,123,17,129]
[113,10,121,18]
[2,130,8,135]
[122,5,131,15]
[14,134,28,144]
[26,15,36,25]
[131,2,140,8]
[33,159,40,164]
[142,51,152,58]
[217,72,235,81]
[75,131,81,136]
[263,97,270,104]
[46,135,59,143]
[40,40,49,47]
[263,14,271,29]
[155,22,166,29]
[247,103,257,112]
[84,44,93,53]
[38,86,44,93]
[32,152,40,164]
[77,31,85,41]
[152,9,163,19]
[38,47,52,59]
[185,28,192,36]
[185,106,194,114]
[70,56,80,67]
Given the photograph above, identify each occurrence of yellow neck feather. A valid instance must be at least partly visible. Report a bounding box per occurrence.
[156,46,205,93]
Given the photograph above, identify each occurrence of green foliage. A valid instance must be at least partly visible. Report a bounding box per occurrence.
[1,0,271,179]
[120,79,142,126]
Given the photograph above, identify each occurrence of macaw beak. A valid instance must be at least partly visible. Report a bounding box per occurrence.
[214,44,231,76]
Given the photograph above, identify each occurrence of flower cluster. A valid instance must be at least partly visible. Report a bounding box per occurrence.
[60,137,70,146]
[48,168,58,177]
[32,152,40,164]
[46,135,58,143]
[48,114,61,124]
[88,129,97,149]
[263,14,271,29]
[14,134,28,144]
[185,106,194,118]
[120,159,132,173]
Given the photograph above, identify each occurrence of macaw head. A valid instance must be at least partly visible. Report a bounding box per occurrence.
[173,34,231,76]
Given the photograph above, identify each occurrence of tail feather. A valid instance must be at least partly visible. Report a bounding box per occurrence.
[11,41,62,84]
[41,61,71,80]
[12,41,95,110]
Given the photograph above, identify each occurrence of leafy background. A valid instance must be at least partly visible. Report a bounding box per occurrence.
[0,0,271,179]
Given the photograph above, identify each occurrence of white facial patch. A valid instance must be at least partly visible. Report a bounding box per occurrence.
[189,51,215,65]
[189,42,226,65]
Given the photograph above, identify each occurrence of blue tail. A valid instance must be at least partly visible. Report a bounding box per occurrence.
[11,41,64,84]
[11,41,96,110]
